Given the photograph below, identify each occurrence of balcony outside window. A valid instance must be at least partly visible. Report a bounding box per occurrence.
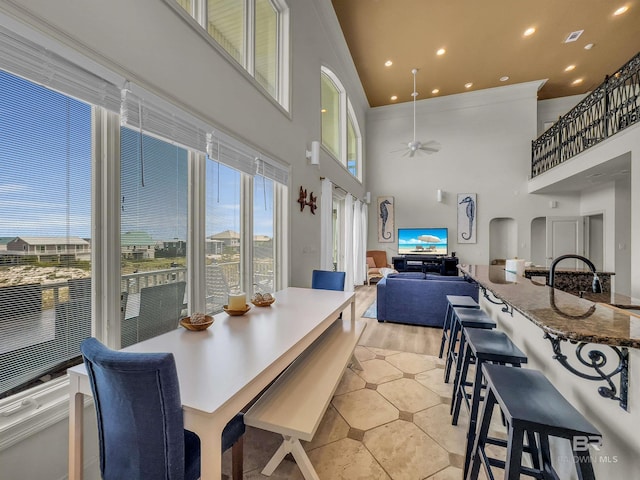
[0,70,92,398]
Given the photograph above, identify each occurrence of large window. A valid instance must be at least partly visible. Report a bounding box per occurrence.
[207,0,245,65]
[0,25,288,434]
[254,174,275,292]
[173,0,288,107]
[205,159,242,313]
[120,129,189,347]
[255,0,278,97]
[321,72,341,159]
[321,67,362,181]
[347,112,359,177]
[0,70,92,398]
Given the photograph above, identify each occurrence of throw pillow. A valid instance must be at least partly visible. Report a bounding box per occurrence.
[366,256,376,268]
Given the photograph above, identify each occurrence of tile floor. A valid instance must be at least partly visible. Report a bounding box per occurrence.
[222,345,504,479]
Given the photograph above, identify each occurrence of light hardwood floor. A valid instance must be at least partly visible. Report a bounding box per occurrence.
[352,284,443,355]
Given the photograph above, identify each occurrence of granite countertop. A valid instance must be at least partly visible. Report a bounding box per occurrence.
[459,264,640,349]
[523,266,615,274]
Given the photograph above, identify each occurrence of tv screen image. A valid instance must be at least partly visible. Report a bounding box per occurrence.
[398,228,448,255]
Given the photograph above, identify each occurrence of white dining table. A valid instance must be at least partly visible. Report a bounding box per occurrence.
[68,286,356,480]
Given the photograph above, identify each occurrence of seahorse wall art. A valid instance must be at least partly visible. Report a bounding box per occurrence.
[377,196,395,243]
[457,193,477,243]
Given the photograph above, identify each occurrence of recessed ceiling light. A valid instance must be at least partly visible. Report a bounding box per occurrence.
[431,89,440,94]
[499,76,509,82]
[384,60,393,67]
[436,48,446,56]
[524,27,536,37]
[614,5,629,16]
[464,82,473,89]
[571,78,584,85]
[584,43,594,50]
[320,108,327,113]
[390,95,398,101]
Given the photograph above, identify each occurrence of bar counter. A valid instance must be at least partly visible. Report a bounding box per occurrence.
[459,264,640,349]
[457,265,640,478]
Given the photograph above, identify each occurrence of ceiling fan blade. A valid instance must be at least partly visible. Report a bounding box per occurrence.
[408,149,416,158]
[419,140,441,153]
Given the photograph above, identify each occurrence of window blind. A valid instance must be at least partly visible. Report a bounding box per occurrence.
[0,70,93,398]
[120,85,210,156]
[122,84,288,184]
[207,132,257,176]
[255,157,289,185]
[0,25,121,113]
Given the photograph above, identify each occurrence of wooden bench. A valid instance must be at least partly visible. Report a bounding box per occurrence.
[244,318,366,480]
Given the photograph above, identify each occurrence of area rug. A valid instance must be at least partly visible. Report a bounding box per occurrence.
[362,301,377,319]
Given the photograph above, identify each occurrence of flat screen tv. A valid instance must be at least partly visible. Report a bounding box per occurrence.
[397,227,448,255]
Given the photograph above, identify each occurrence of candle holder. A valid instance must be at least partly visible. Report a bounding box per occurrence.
[223,304,251,316]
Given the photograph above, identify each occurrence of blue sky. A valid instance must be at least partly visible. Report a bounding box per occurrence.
[0,69,273,242]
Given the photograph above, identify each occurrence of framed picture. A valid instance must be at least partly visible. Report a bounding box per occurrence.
[457,193,477,243]
[377,196,395,243]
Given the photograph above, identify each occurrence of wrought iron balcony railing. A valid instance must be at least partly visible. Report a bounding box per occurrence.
[531,52,640,178]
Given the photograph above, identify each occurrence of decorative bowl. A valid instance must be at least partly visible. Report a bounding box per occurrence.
[223,304,251,316]
[251,297,275,307]
[180,315,214,331]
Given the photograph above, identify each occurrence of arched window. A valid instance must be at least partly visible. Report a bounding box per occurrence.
[321,67,362,180]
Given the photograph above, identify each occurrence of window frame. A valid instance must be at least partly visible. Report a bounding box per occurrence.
[168,0,290,112]
[346,101,362,180]
[320,66,362,182]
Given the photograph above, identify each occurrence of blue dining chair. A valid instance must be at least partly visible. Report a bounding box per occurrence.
[312,270,346,318]
[80,338,245,480]
[311,269,346,291]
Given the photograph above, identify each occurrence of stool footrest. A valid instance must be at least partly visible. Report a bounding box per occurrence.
[485,436,537,455]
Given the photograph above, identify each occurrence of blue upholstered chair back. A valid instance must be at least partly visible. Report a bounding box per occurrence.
[80,337,199,480]
[311,270,346,291]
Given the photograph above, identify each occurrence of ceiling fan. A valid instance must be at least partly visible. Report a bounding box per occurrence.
[396,68,441,157]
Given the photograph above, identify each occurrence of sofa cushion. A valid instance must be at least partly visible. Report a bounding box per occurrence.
[425,274,464,281]
[388,272,424,280]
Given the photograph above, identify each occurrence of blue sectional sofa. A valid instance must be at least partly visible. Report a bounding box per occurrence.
[376,273,479,327]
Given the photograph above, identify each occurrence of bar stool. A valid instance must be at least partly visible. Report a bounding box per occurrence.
[444,307,495,384]
[468,364,602,480]
[438,295,479,359]
[450,328,528,478]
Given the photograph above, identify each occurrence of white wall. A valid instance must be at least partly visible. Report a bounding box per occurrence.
[614,175,632,296]
[580,182,616,272]
[366,81,582,266]
[489,217,517,263]
[0,0,367,478]
[537,93,587,135]
[529,124,639,301]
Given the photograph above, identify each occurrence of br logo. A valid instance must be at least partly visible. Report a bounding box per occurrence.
[572,435,602,452]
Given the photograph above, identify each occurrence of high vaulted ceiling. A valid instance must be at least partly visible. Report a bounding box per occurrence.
[331,0,640,107]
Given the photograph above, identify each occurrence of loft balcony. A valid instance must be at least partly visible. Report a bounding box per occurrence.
[531,52,640,178]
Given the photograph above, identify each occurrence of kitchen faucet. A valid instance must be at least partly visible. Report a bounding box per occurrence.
[548,254,602,293]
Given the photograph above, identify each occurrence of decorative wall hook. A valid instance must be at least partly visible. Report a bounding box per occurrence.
[297,186,318,214]
[297,186,307,212]
[307,192,317,214]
